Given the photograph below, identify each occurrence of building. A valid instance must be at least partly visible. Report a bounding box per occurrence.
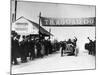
[12,16,53,40]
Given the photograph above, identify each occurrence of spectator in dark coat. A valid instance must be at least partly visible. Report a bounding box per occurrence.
[36,40,42,58]
[11,36,19,65]
[61,42,66,56]
[29,39,35,60]
[44,40,49,56]
[20,36,27,63]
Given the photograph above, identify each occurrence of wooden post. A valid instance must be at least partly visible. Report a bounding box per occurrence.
[39,12,41,41]
[49,28,51,39]
[15,0,17,21]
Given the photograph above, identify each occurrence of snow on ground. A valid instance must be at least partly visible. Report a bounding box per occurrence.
[11,49,95,74]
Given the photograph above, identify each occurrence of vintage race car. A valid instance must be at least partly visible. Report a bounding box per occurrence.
[61,43,78,56]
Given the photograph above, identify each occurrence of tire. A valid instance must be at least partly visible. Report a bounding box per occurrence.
[61,49,63,57]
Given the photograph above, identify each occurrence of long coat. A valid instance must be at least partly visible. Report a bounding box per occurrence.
[11,38,20,58]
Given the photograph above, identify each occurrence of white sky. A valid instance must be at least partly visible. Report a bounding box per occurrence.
[11,1,96,45]
[12,1,95,22]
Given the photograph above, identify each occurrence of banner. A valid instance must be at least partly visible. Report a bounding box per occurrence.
[41,17,96,26]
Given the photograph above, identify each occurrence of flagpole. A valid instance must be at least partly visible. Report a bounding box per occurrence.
[39,12,41,41]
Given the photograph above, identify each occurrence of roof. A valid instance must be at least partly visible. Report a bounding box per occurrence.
[14,16,53,36]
